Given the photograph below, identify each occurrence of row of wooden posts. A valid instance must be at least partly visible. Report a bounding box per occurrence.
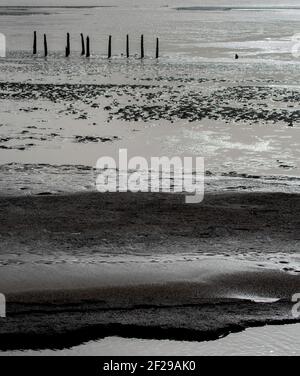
[33,32,159,59]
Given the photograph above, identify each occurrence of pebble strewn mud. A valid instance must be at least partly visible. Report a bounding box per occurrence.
[0,81,299,126]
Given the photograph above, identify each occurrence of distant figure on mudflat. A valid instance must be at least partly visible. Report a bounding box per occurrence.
[235,54,239,60]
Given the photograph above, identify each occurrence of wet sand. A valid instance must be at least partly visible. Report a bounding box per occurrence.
[0,192,299,350]
[4,323,300,356]
[1,62,300,179]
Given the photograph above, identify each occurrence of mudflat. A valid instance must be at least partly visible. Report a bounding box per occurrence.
[0,191,299,350]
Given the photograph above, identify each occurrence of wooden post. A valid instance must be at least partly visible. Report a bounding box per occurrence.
[141,35,144,59]
[108,35,112,59]
[126,34,129,58]
[86,36,90,58]
[81,33,85,56]
[44,34,48,57]
[33,31,37,55]
[66,33,70,57]
[156,38,159,59]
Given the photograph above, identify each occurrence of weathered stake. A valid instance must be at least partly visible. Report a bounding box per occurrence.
[156,37,159,59]
[108,35,112,59]
[44,34,48,57]
[66,33,70,57]
[141,35,144,59]
[33,31,37,55]
[81,33,85,56]
[86,36,90,58]
[126,34,129,58]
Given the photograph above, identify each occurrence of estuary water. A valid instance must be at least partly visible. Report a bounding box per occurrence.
[1,0,300,62]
